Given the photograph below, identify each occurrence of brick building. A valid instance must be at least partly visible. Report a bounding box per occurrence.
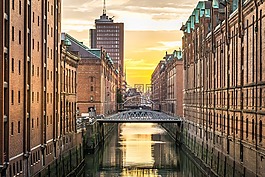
[0,1,83,177]
[151,50,183,117]
[64,33,118,116]
[182,0,265,176]
[151,61,165,111]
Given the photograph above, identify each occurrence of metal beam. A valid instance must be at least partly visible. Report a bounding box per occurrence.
[97,109,182,123]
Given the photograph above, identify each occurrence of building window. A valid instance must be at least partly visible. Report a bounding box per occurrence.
[38,16,40,26]
[18,91,20,104]
[11,90,14,104]
[48,24,49,35]
[51,27,53,37]
[19,60,21,75]
[37,118,39,128]
[11,122,14,135]
[16,161,19,173]
[33,12,35,23]
[19,160,22,172]
[252,119,255,140]
[259,120,262,142]
[18,121,20,133]
[90,96,94,101]
[37,92,39,102]
[19,0,21,15]
[246,118,248,138]
[37,41,39,51]
[91,77,93,82]
[32,118,34,128]
[12,26,14,41]
[19,30,21,44]
[13,164,15,177]
[12,58,14,73]
[236,116,238,134]
[32,65,34,76]
[32,39,34,50]
[37,67,39,76]
[91,86,94,91]
[32,92,34,103]
[12,0,14,10]
[51,5,53,15]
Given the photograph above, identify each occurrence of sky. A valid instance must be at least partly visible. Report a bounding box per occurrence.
[62,0,198,89]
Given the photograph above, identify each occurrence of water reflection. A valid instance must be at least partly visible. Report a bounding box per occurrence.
[83,123,205,177]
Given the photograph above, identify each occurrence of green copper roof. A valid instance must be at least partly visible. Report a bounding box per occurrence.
[190,15,195,29]
[173,50,182,60]
[195,9,200,23]
[212,0,219,8]
[196,1,205,17]
[205,9,211,18]
[88,49,101,58]
[186,21,191,33]
[196,1,205,9]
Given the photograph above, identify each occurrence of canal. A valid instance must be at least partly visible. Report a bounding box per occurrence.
[81,123,206,177]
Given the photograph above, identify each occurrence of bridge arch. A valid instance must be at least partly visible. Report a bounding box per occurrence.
[97,109,182,123]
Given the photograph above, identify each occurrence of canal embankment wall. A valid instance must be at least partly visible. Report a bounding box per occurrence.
[162,121,256,177]
[32,132,85,177]
[83,122,117,153]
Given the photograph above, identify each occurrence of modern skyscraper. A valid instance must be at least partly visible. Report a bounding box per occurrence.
[90,1,124,79]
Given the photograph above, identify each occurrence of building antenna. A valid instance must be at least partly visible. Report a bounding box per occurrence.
[103,0,106,15]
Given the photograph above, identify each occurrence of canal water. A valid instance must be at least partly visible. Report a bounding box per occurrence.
[82,123,206,177]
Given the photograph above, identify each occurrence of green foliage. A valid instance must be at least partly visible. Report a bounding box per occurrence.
[116,88,123,103]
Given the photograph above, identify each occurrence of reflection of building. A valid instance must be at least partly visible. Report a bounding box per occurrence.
[65,33,118,116]
[182,0,265,176]
[151,50,183,116]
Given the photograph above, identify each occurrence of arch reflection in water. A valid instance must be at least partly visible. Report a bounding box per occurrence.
[82,123,206,177]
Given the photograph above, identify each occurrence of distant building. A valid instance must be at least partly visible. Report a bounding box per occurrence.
[64,33,118,116]
[151,50,183,116]
[90,3,124,88]
[89,29,97,49]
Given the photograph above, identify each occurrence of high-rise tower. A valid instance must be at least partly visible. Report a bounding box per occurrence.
[90,0,124,80]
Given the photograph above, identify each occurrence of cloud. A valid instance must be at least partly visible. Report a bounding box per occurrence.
[146,41,182,51]
[62,0,198,31]
[125,58,157,70]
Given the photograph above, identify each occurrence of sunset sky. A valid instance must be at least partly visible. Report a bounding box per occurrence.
[62,0,198,88]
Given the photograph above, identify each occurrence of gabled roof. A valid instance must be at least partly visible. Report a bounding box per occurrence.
[62,33,100,59]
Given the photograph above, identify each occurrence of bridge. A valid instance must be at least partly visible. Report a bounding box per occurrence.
[97,109,182,123]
